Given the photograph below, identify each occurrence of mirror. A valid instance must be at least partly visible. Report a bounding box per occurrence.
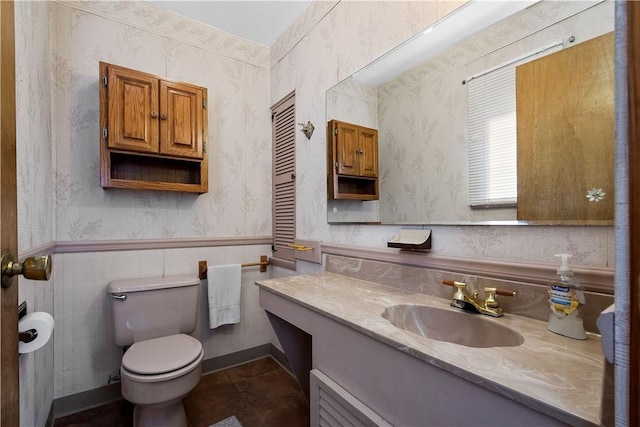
[326,0,615,225]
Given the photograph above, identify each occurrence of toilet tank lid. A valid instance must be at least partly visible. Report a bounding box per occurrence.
[108,275,199,294]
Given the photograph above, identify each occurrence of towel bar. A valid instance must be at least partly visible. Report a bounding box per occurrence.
[199,255,269,279]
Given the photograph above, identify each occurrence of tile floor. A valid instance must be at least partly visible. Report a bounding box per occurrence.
[53,357,309,427]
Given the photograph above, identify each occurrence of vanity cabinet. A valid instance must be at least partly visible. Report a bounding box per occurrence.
[259,287,567,427]
[327,119,379,200]
[99,62,208,193]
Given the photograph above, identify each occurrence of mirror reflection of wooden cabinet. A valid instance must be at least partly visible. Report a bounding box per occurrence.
[516,32,614,222]
[100,62,208,193]
[327,120,379,200]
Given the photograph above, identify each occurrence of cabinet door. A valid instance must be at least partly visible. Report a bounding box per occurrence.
[159,81,203,159]
[359,126,378,177]
[335,121,359,176]
[107,65,159,153]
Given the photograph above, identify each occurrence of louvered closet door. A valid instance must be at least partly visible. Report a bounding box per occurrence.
[272,93,296,263]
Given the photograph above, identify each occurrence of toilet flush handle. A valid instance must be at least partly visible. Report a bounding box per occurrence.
[111,294,127,301]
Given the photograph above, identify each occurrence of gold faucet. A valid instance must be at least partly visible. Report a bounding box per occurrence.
[442,280,515,317]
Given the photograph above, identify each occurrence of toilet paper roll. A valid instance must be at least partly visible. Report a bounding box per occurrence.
[18,312,54,354]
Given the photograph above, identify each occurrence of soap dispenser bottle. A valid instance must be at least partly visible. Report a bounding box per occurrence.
[547,254,586,340]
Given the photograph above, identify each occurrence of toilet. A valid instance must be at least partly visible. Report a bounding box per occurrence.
[108,275,203,427]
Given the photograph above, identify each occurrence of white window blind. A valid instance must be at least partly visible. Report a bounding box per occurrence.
[467,42,563,208]
[467,66,517,207]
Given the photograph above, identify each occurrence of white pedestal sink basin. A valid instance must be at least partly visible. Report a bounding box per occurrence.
[382,304,524,348]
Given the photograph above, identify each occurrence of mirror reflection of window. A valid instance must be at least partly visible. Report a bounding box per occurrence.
[467,67,517,208]
[466,43,563,209]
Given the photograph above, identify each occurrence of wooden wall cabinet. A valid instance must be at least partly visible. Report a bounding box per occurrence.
[99,62,208,193]
[327,119,379,200]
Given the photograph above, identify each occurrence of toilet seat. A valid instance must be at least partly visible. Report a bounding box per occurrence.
[122,334,202,380]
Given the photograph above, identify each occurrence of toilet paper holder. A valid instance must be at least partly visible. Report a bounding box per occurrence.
[17,307,55,354]
[19,329,38,344]
[18,302,37,343]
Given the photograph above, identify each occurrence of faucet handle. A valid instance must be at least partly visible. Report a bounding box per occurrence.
[443,279,466,300]
[442,279,464,288]
[483,287,515,308]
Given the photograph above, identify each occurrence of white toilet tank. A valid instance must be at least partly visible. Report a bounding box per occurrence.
[108,275,200,347]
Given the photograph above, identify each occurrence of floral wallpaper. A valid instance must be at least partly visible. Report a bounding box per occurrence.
[52,1,272,241]
[272,0,615,268]
[377,0,615,224]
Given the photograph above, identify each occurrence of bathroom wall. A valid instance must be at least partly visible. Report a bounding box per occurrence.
[44,0,277,400]
[270,0,615,269]
[52,0,271,241]
[9,0,283,407]
[15,1,55,425]
[53,244,274,398]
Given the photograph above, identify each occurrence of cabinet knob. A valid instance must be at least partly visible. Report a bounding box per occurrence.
[151,111,158,118]
[160,114,167,120]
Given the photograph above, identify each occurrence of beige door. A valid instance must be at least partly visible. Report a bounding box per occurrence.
[0,1,20,424]
[628,3,640,424]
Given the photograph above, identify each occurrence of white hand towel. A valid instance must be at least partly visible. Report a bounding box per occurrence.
[208,264,241,329]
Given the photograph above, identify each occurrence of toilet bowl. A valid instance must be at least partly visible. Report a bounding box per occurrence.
[108,275,203,427]
[120,334,204,427]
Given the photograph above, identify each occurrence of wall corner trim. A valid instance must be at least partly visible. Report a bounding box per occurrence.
[19,236,272,258]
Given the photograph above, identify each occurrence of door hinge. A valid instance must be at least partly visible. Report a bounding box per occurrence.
[333,128,337,135]
[202,98,207,109]
[271,244,276,252]
[102,75,107,87]
[271,113,275,123]
[335,162,339,169]
[203,142,207,153]
[102,127,108,139]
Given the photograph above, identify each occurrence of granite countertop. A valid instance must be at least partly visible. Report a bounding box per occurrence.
[256,271,604,426]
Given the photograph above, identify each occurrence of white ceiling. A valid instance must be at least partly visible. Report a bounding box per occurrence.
[146,1,311,46]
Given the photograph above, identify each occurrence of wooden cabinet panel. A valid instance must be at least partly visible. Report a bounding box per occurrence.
[160,80,203,159]
[327,119,379,200]
[100,62,208,193]
[107,65,159,153]
[336,121,359,176]
[333,120,378,177]
[359,127,378,178]
[516,32,614,221]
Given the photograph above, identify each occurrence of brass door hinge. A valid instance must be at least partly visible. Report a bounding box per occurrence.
[102,75,107,87]
[202,98,207,109]
[102,128,108,139]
